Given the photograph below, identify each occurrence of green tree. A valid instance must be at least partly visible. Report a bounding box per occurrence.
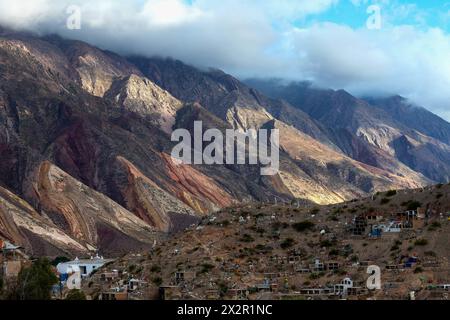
[11,258,58,300]
[51,256,70,267]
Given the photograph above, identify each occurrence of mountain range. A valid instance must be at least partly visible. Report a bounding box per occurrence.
[0,26,449,257]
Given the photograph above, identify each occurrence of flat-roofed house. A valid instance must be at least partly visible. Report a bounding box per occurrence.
[57,255,113,279]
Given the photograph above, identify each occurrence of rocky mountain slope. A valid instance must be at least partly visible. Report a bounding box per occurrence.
[26,161,159,256]
[0,185,87,257]
[105,74,183,134]
[0,27,446,256]
[365,95,450,146]
[246,80,450,183]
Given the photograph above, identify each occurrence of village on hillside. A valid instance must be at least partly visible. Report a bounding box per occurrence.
[3,185,449,301]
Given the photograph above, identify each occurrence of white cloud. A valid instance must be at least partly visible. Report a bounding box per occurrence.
[350,0,390,8]
[0,0,449,120]
[141,0,205,27]
[287,23,450,119]
[0,0,57,29]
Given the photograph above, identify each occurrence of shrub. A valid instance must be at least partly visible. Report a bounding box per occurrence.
[200,263,215,274]
[150,265,161,273]
[428,222,442,231]
[240,234,255,243]
[425,251,436,257]
[218,282,228,296]
[152,277,163,286]
[414,267,424,274]
[380,198,390,205]
[366,207,376,213]
[337,269,348,276]
[320,240,334,248]
[309,272,324,280]
[255,244,273,253]
[271,222,282,230]
[237,250,254,259]
[280,238,295,249]
[292,221,315,232]
[386,190,397,197]
[65,289,86,300]
[329,249,339,256]
[221,220,230,227]
[414,239,428,246]
[403,201,422,211]
[255,228,265,235]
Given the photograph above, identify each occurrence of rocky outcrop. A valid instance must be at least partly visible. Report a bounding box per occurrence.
[161,153,235,213]
[55,39,142,97]
[0,186,88,256]
[226,105,273,131]
[26,161,158,255]
[115,156,198,232]
[366,95,450,146]
[105,74,183,134]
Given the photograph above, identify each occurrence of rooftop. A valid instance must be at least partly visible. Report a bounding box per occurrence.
[60,255,114,266]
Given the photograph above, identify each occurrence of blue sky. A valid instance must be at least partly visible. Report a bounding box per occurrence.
[182,0,450,31]
[306,0,450,29]
[0,0,450,119]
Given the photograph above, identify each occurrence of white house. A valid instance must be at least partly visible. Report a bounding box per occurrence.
[333,278,354,296]
[57,255,113,278]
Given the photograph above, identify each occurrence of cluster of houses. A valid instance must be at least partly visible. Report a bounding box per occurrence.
[54,255,150,300]
[68,257,151,300]
[97,274,148,301]
[160,271,280,300]
[348,209,426,238]
[159,254,365,300]
[290,277,369,299]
